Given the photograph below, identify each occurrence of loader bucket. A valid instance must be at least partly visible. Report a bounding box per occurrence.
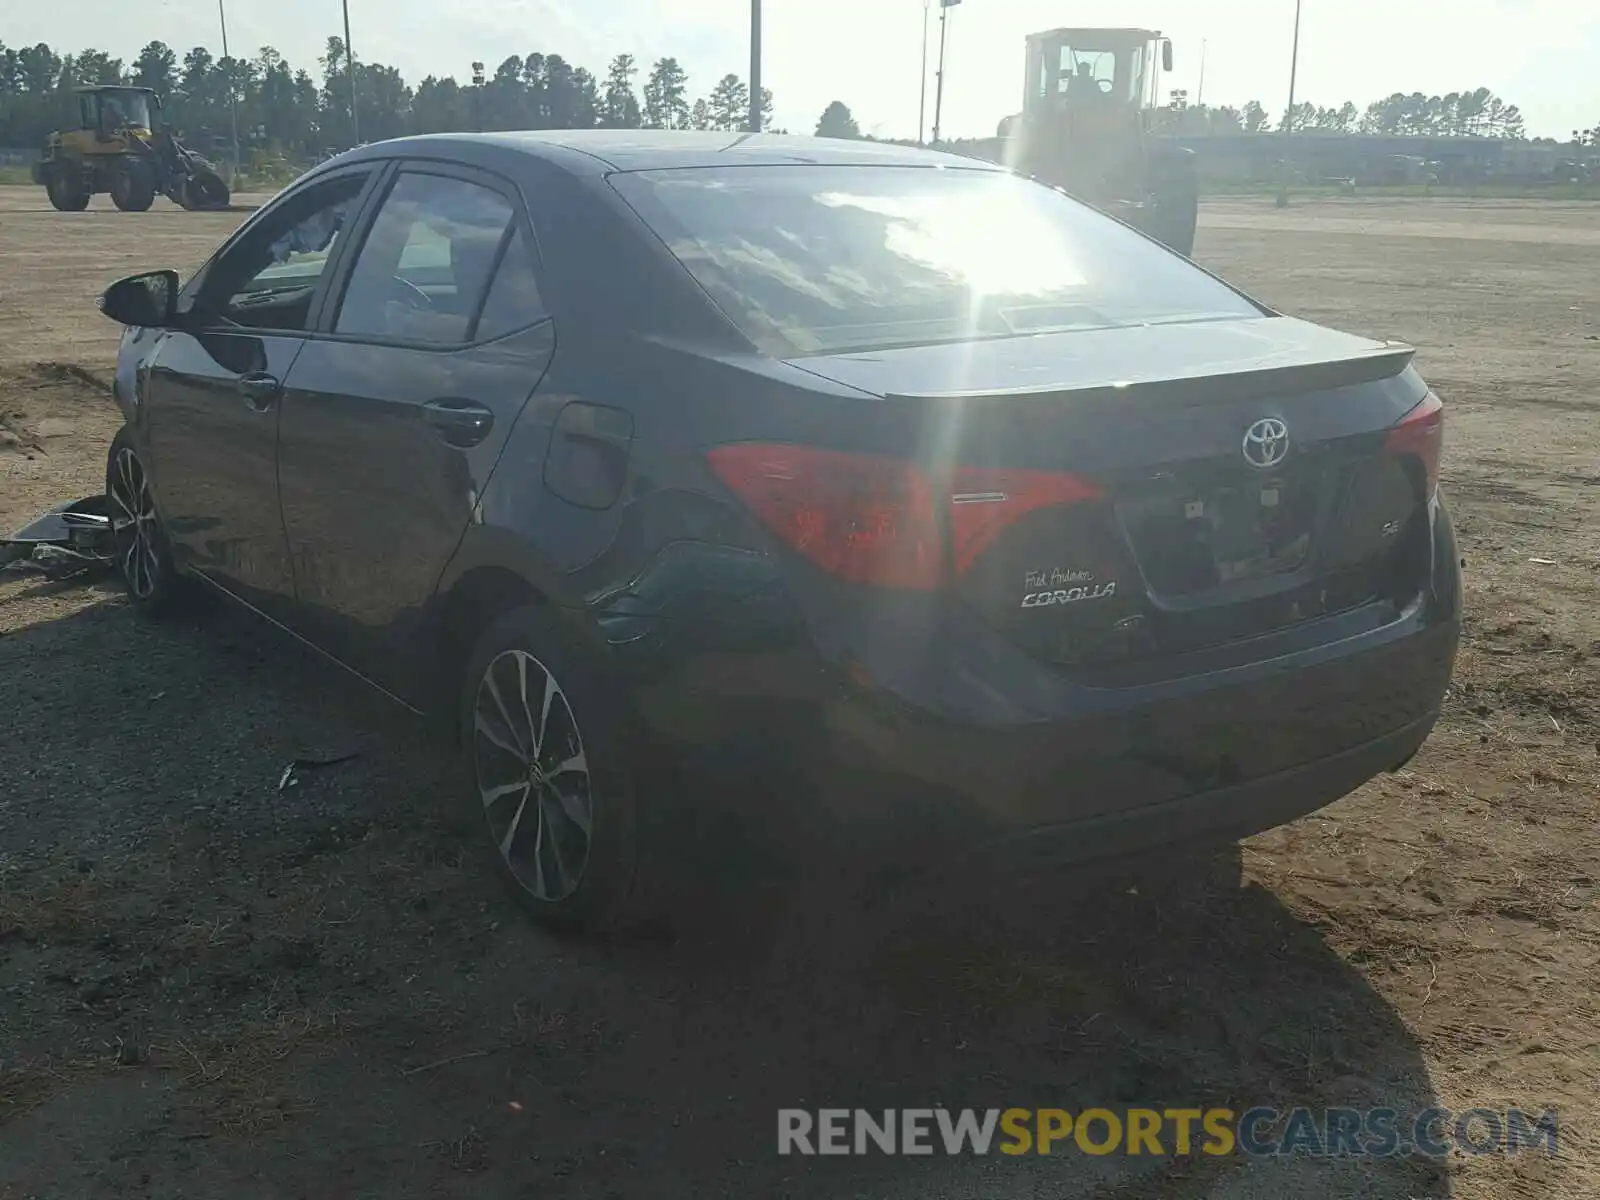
[180,170,231,212]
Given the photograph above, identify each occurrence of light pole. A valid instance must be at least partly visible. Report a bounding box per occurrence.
[748,0,762,133]
[931,0,958,145]
[343,0,360,146]
[918,0,930,144]
[1197,38,1208,108]
[217,0,241,185]
[1277,0,1303,208]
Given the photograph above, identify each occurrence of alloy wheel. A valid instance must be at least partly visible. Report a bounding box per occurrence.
[472,649,594,902]
[109,446,161,600]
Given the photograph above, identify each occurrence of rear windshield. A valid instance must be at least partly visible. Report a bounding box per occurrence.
[609,164,1261,358]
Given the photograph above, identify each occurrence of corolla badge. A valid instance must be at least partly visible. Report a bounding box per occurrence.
[1020,582,1116,608]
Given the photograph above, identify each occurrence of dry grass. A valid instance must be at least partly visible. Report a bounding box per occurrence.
[159,1005,338,1135]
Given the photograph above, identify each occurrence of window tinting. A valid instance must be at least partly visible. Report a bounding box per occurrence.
[335,172,515,345]
[473,226,546,341]
[610,166,1261,357]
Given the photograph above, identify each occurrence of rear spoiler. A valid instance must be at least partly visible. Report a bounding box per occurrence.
[883,341,1417,412]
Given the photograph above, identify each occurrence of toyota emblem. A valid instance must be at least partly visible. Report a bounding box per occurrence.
[1242,417,1289,470]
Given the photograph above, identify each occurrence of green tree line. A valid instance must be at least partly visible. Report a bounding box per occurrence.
[0,37,776,158]
[5,36,1584,164]
[1158,88,1534,139]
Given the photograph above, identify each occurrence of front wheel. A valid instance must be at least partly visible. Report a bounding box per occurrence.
[106,428,184,614]
[111,164,156,212]
[1155,185,1200,258]
[460,606,644,935]
[1146,148,1201,258]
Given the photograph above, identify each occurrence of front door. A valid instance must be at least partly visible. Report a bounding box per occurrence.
[143,168,380,617]
[276,165,555,699]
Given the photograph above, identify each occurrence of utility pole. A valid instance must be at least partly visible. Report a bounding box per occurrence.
[217,0,241,185]
[343,0,360,146]
[932,0,958,145]
[748,0,762,132]
[918,0,931,144]
[1277,0,1303,208]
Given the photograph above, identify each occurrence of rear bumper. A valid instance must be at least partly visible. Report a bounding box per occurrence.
[812,613,1457,833]
[624,610,1456,859]
[967,711,1436,868]
[609,503,1462,860]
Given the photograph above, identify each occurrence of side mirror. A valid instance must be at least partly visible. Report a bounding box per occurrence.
[1162,40,1174,73]
[99,270,180,328]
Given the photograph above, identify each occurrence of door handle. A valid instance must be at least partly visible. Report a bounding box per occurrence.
[236,372,280,412]
[423,398,494,448]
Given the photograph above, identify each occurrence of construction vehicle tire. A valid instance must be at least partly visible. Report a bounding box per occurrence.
[1147,147,1200,258]
[43,163,91,212]
[110,162,157,212]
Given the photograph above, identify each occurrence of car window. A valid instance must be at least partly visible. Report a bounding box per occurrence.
[334,171,516,346]
[472,226,546,341]
[609,165,1262,358]
[199,173,368,333]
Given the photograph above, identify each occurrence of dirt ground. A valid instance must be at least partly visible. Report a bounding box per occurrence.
[1,187,1596,1199]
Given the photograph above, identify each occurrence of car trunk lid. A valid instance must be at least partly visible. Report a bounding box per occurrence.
[783,316,1434,678]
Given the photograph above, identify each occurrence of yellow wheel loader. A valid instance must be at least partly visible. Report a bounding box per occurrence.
[969,28,1199,257]
[33,86,232,213]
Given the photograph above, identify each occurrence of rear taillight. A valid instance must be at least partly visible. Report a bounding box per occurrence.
[706,443,1101,590]
[1384,392,1444,498]
[705,444,941,587]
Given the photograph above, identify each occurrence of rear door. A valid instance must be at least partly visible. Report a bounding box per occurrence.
[275,162,556,699]
[142,166,380,617]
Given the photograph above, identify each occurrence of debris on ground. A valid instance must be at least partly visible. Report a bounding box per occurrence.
[1,494,114,578]
[277,748,363,792]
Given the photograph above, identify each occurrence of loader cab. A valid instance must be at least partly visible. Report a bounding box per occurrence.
[995,26,1198,256]
[1023,28,1171,119]
[76,86,157,137]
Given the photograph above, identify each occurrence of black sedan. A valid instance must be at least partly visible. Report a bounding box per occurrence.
[97,131,1460,933]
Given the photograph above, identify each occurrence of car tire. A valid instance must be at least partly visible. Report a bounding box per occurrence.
[459,605,643,936]
[106,427,184,615]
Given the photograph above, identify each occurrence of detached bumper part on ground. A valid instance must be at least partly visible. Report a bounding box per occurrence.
[0,495,114,576]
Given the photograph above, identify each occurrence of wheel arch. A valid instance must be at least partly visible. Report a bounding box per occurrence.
[425,526,613,735]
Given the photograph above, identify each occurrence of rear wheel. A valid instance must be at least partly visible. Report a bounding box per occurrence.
[460,606,644,935]
[44,164,91,212]
[110,163,156,212]
[106,428,183,615]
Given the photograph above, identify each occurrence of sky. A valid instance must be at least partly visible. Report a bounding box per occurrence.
[10,0,1599,140]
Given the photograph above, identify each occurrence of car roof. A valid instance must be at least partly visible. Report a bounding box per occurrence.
[338,130,1006,177]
